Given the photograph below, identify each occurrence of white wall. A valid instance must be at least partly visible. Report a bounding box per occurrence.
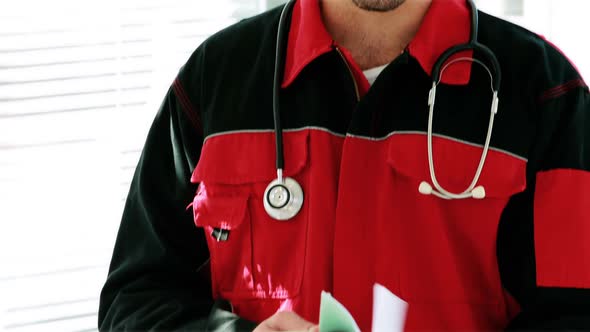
[477,0,590,82]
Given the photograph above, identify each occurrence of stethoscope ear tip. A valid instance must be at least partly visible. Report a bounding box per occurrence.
[419,181,433,195]
[471,186,486,199]
[419,181,486,200]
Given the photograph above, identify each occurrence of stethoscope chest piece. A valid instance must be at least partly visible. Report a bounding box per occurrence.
[264,176,303,221]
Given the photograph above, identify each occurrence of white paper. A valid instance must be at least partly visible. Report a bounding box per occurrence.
[318,285,408,332]
[371,283,408,332]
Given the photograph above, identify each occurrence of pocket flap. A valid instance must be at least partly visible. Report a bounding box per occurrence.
[387,134,527,198]
[193,183,249,229]
[191,130,309,185]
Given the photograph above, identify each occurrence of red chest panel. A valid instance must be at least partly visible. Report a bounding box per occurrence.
[191,129,527,330]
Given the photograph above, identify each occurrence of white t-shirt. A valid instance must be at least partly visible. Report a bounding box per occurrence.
[363,64,388,86]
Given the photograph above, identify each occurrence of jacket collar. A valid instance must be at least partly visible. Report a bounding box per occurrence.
[282,0,473,88]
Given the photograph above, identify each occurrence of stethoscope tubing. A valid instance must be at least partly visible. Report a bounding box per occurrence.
[272,0,296,177]
[265,0,502,220]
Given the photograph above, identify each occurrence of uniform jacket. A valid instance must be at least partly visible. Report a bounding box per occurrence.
[99,0,590,330]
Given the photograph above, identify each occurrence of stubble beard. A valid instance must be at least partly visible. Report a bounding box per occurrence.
[351,0,406,12]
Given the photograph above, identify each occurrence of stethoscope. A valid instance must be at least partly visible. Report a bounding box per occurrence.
[264,0,501,221]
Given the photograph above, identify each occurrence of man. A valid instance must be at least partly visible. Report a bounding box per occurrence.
[99,0,590,330]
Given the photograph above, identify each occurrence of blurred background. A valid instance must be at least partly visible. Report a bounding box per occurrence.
[0,0,588,331]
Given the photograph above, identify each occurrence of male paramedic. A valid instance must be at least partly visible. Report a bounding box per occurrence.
[99,0,590,330]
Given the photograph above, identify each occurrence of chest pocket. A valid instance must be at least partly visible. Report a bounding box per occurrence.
[383,133,527,304]
[387,134,527,199]
[191,130,310,301]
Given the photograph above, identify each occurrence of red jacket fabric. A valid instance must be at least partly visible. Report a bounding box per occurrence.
[99,1,590,331]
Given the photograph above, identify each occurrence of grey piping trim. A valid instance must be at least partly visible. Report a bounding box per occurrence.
[204,129,273,142]
[203,128,527,162]
[347,131,529,162]
[203,126,347,143]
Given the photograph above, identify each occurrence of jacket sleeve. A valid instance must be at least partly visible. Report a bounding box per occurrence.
[98,48,257,331]
[502,74,590,329]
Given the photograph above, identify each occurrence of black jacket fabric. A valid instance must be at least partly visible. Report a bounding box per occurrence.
[98,3,590,331]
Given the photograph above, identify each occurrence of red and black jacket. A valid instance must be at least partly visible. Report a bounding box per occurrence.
[99,0,590,330]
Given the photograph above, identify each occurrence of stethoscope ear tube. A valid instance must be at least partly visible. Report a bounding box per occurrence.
[422,83,499,200]
[432,0,501,91]
[421,0,502,200]
[431,43,501,92]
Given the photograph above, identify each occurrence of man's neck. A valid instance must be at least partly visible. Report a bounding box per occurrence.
[320,0,432,70]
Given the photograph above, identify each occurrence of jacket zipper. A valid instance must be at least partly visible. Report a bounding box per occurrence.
[335,46,361,102]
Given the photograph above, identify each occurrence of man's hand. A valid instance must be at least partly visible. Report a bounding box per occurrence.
[253,311,319,332]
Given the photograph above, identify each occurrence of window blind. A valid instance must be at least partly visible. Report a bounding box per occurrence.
[0,1,267,331]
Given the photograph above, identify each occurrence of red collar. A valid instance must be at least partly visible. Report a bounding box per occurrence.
[282,0,473,89]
